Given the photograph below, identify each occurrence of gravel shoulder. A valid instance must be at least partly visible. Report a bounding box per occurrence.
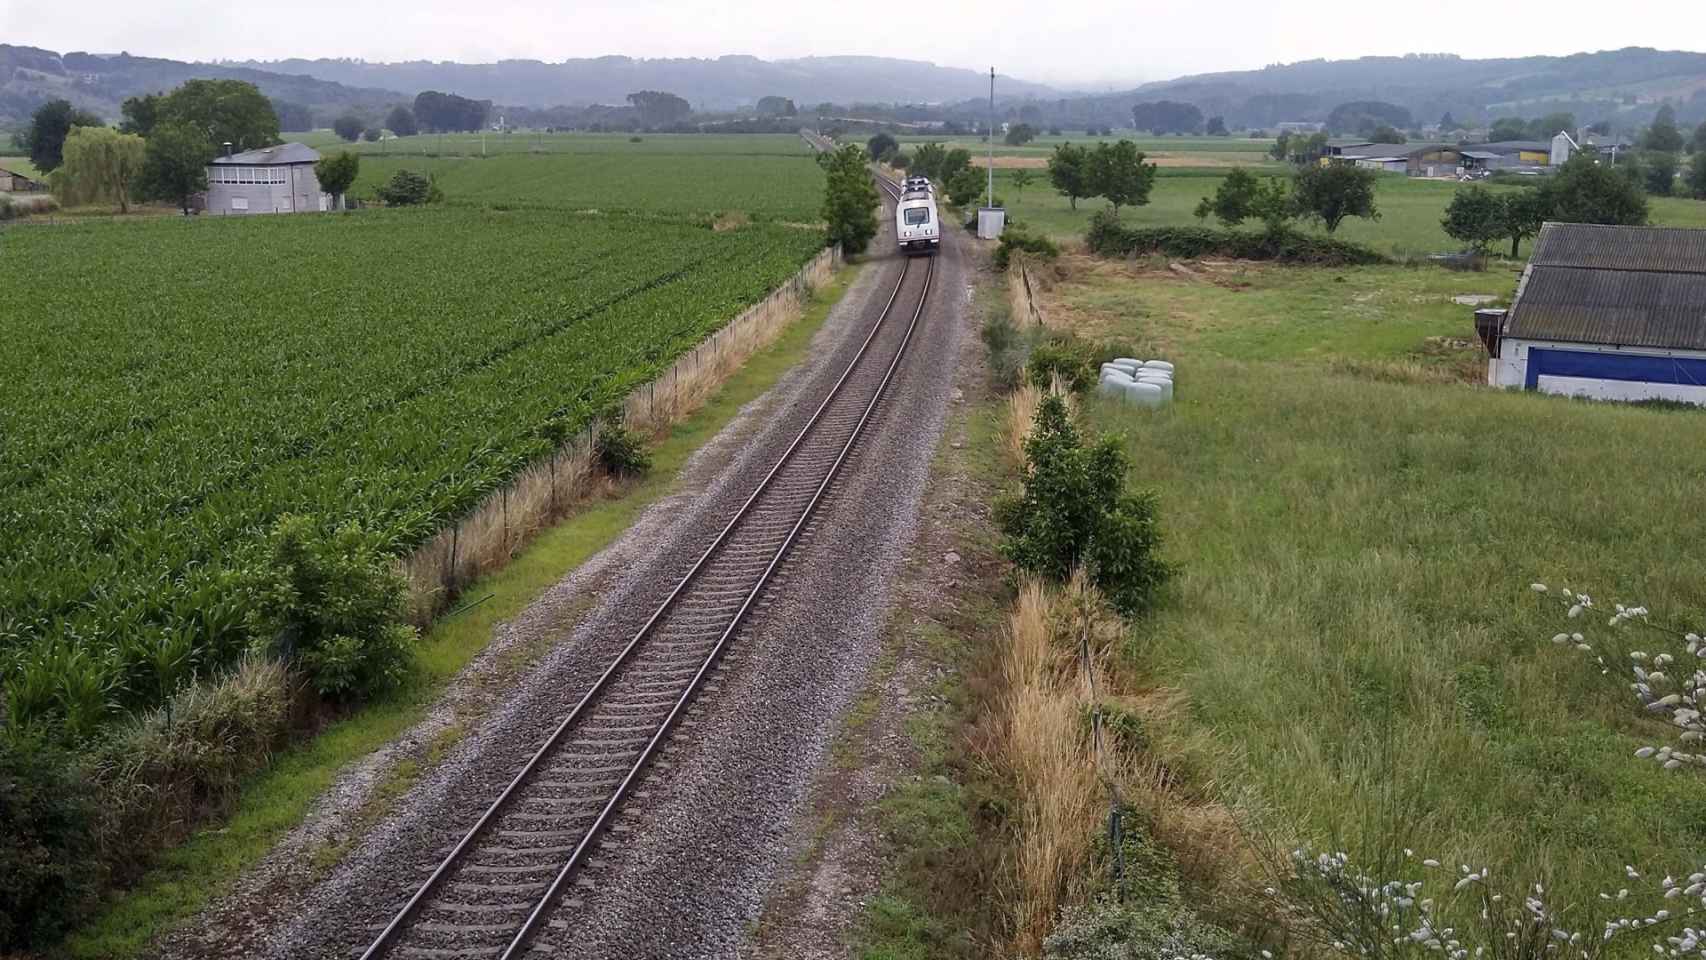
[150,218,971,958]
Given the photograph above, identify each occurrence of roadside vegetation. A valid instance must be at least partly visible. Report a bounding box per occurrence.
[963,186,1706,959]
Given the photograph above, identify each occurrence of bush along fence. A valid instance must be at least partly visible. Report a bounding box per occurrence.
[401,242,843,622]
[1084,211,1387,266]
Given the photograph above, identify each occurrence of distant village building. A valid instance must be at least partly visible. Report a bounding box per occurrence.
[204,143,329,215]
[0,167,46,192]
[1477,223,1706,406]
[1328,142,1461,177]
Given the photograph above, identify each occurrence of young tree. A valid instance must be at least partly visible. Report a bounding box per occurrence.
[1290,163,1379,233]
[386,105,418,137]
[819,143,879,254]
[53,126,146,212]
[362,127,382,142]
[1498,187,1551,258]
[1195,167,1290,230]
[946,166,985,207]
[1643,150,1678,196]
[910,141,946,181]
[15,99,103,172]
[1205,115,1228,136]
[1269,131,1293,161]
[315,151,360,210]
[160,79,280,152]
[375,169,435,205]
[1009,168,1036,200]
[937,147,973,185]
[1689,151,1706,200]
[333,114,364,142]
[1004,123,1036,146]
[1547,154,1649,225]
[1088,140,1156,214]
[1440,185,1504,253]
[1438,111,1457,130]
[1642,105,1685,153]
[136,121,213,214]
[1046,141,1091,209]
[866,132,898,162]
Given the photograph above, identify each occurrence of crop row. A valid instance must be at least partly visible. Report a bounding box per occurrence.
[0,207,825,731]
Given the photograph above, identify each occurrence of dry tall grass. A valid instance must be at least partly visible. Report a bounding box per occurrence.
[398,245,840,623]
[995,580,1103,954]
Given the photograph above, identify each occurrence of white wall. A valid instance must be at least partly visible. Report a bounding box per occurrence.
[1492,338,1706,406]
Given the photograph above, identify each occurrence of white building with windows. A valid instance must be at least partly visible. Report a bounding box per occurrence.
[205,143,329,215]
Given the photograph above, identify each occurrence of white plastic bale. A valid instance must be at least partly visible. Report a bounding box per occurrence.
[1138,376,1174,401]
[1141,360,1175,373]
[1123,381,1166,408]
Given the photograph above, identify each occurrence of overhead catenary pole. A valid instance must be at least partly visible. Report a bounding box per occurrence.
[987,67,995,209]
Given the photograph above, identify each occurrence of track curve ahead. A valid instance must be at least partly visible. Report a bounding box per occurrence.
[359,184,931,960]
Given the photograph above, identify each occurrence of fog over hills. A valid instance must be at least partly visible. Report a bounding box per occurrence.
[6,42,1704,133]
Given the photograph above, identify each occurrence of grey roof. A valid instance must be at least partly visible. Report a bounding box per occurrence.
[211,142,320,165]
[1460,150,1501,160]
[1338,142,1452,159]
[1505,223,1706,351]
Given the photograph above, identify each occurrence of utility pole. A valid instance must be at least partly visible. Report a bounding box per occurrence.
[987,67,995,209]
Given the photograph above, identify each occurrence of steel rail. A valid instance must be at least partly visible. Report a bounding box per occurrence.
[359,183,928,960]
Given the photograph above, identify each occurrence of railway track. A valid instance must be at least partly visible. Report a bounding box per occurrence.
[358,185,932,960]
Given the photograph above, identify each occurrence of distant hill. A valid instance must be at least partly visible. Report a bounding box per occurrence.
[1064,48,1706,133]
[219,54,1058,110]
[0,45,403,128]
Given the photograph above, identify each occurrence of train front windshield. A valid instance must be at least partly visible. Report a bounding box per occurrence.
[904,207,931,225]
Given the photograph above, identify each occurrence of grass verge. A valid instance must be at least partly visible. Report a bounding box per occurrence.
[58,262,863,960]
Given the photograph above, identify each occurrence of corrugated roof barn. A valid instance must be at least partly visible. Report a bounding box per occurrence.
[1480,222,1706,406]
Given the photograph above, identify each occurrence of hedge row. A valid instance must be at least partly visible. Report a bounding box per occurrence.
[1085,213,1387,266]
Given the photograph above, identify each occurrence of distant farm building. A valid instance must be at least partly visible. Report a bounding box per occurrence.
[0,167,45,192]
[1477,223,1706,406]
[1328,142,1461,177]
[205,143,329,215]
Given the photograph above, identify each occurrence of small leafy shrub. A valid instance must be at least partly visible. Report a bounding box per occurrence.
[995,224,1060,271]
[1044,896,1245,960]
[996,394,1171,618]
[1085,210,1386,266]
[629,135,643,142]
[375,169,435,206]
[241,515,416,700]
[0,732,102,950]
[1024,333,1138,395]
[1026,334,1101,392]
[597,422,652,476]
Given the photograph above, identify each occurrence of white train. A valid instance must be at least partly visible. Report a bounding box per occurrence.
[894,176,940,256]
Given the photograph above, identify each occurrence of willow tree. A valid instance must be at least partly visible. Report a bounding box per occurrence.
[54,126,146,212]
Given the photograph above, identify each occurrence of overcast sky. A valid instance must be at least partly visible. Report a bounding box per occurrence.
[7,0,1704,89]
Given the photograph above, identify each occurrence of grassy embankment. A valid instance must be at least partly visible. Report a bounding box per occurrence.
[1021,248,1706,945]
[60,263,863,960]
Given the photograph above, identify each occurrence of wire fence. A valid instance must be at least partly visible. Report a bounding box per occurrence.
[1009,255,1049,328]
[399,243,842,622]
[1076,605,1128,895]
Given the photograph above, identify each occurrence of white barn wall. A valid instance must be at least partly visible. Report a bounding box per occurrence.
[1491,337,1706,406]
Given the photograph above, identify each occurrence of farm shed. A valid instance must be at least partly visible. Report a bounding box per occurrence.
[1333,143,1460,177]
[0,167,45,192]
[1478,223,1706,406]
[205,142,329,215]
